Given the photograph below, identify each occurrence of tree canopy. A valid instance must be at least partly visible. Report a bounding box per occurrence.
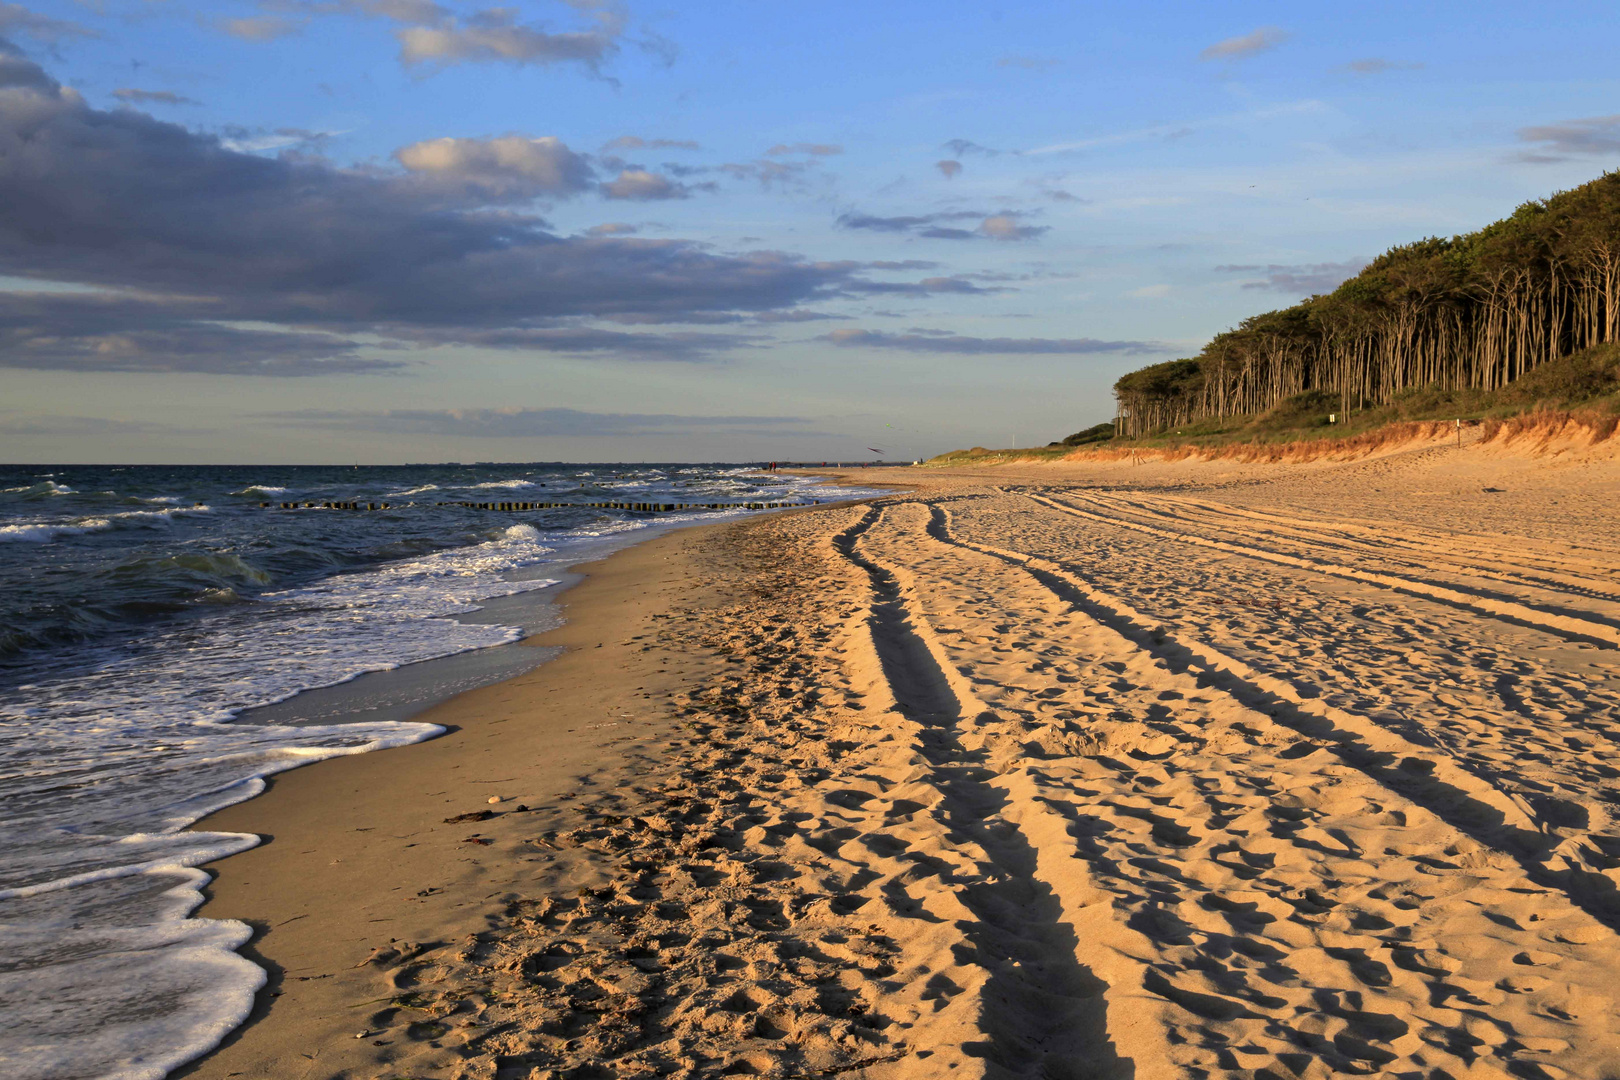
[1113,172,1620,437]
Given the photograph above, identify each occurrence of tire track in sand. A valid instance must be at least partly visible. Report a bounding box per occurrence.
[929,500,1620,933]
[833,504,1127,1080]
[1028,490,1620,650]
[874,497,1620,1078]
[1081,490,1620,608]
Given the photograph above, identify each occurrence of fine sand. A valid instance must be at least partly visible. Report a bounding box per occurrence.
[185,436,1620,1079]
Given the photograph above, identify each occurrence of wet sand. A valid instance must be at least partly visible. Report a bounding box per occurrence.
[181,523,741,1079]
[185,435,1620,1079]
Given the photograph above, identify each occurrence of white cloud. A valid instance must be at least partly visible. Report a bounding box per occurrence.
[601,169,688,200]
[395,135,595,200]
[395,5,624,71]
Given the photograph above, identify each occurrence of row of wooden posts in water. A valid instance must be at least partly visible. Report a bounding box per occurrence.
[260,499,820,513]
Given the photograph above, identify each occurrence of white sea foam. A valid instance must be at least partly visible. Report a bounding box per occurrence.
[0,869,264,1080]
[2,480,76,495]
[0,522,562,1079]
[233,484,289,495]
[385,483,441,496]
[0,506,214,542]
[110,506,211,526]
[0,518,113,542]
[471,478,536,489]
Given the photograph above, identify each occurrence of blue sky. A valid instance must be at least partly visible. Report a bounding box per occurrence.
[1,0,1617,463]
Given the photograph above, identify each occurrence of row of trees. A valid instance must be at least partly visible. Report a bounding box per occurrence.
[1113,171,1620,438]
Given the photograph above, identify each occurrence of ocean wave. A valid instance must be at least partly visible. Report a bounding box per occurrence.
[471,479,536,490]
[0,519,112,543]
[384,483,440,497]
[111,550,273,589]
[233,485,288,496]
[109,507,209,526]
[2,481,76,497]
[0,507,210,543]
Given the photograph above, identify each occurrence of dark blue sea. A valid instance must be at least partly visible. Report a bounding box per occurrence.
[0,462,868,1080]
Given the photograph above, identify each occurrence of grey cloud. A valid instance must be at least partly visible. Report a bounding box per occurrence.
[838,212,963,233]
[656,161,713,178]
[936,159,962,179]
[1342,57,1421,74]
[848,277,1005,297]
[0,292,401,375]
[585,222,638,236]
[943,139,996,157]
[113,88,199,107]
[270,406,816,437]
[0,56,929,373]
[394,134,595,200]
[323,0,454,22]
[593,308,847,326]
[219,125,339,153]
[1042,188,1085,202]
[598,311,744,325]
[0,412,207,436]
[753,309,850,323]
[220,16,300,41]
[1516,115,1620,160]
[978,214,1047,241]
[0,2,94,44]
[1200,27,1289,61]
[819,329,1159,354]
[601,168,692,200]
[765,142,842,156]
[719,158,818,190]
[1216,258,1368,295]
[838,209,1046,242]
[0,45,53,89]
[601,135,700,152]
[393,324,757,360]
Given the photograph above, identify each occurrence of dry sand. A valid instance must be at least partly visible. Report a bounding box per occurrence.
[183,436,1620,1079]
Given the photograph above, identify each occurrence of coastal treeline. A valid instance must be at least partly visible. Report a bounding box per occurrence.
[1114,172,1620,437]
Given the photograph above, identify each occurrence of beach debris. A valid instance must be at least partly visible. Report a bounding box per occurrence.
[462,836,494,846]
[487,795,503,804]
[444,809,494,823]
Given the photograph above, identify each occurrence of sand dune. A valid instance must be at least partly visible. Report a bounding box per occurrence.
[188,442,1620,1079]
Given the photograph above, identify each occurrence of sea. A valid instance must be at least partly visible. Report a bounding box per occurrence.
[0,462,874,1080]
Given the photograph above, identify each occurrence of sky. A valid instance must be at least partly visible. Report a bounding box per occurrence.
[1,1,1618,464]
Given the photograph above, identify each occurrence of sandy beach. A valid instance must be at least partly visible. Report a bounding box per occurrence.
[183,433,1620,1079]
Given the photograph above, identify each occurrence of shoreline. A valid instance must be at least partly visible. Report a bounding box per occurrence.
[174,443,1620,1078]
[179,517,745,1078]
